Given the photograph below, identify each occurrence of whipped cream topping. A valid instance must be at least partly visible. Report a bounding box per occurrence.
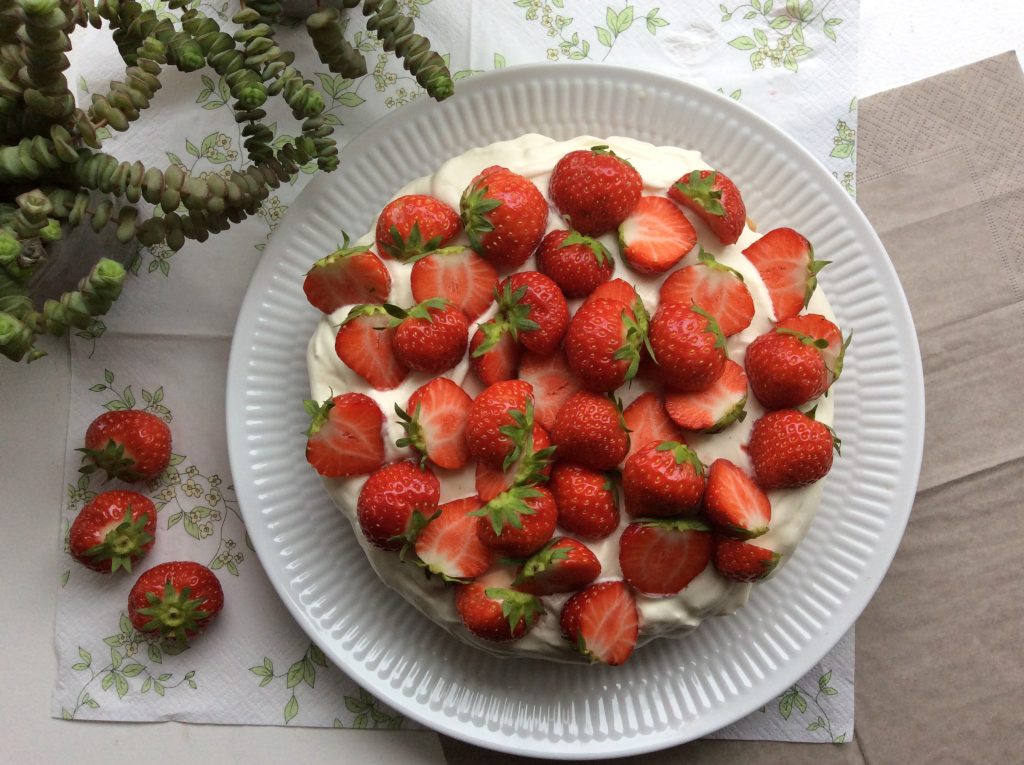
[307,134,835,662]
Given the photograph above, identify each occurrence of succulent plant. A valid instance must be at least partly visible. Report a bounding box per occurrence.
[0,0,453,362]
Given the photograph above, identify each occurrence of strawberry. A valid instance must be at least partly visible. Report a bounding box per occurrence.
[622,392,686,463]
[551,391,629,471]
[548,463,620,540]
[622,440,705,518]
[387,298,469,374]
[128,561,224,644]
[410,246,498,322]
[560,580,638,665]
[776,313,849,387]
[659,248,754,336]
[513,537,601,596]
[742,227,829,322]
[303,235,391,314]
[335,304,409,390]
[461,165,547,270]
[564,296,651,393]
[618,195,697,274]
[713,539,781,582]
[396,377,472,470]
[465,379,534,469]
[414,496,494,580]
[668,169,746,245]
[473,484,558,557]
[68,490,157,574]
[498,272,569,356]
[356,460,440,552]
[703,459,771,539]
[475,423,554,502]
[79,410,172,483]
[586,277,638,308]
[664,358,748,432]
[748,408,839,490]
[549,146,643,236]
[375,193,460,261]
[517,348,582,432]
[304,393,384,477]
[744,326,829,409]
[454,581,543,642]
[535,229,614,298]
[648,302,728,393]
[469,321,521,385]
[618,518,713,595]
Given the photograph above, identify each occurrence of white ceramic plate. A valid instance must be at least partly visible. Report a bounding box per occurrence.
[226,64,924,759]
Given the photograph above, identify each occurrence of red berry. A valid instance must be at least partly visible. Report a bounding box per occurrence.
[397,377,473,470]
[465,380,535,469]
[742,227,828,322]
[618,195,697,274]
[668,169,746,245]
[513,537,601,596]
[713,538,781,582]
[517,348,582,432]
[622,440,705,518]
[334,305,409,391]
[304,392,385,477]
[461,165,547,270]
[475,423,553,502]
[659,248,754,336]
[564,296,650,392]
[390,299,469,375]
[703,459,771,539]
[414,496,494,580]
[128,561,224,644]
[748,409,838,490]
[473,484,558,557]
[469,321,521,386]
[80,409,172,483]
[535,229,614,298]
[776,313,848,388]
[621,392,686,464]
[410,246,498,322]
[376,194,460,261]
[455,580,543,642]
[549,463,620,540]
[745,326,829,409]
[69,490,157,574]
[356,460,440,552]
[648,302,728,393]
[498,271,569,356]
[586,277,638,308]
[618,519,713,595]
[551,391,629,471]
[303,239,391,313]
[549,147,643,236]
[664,358,749,432]
[560,580,638,665]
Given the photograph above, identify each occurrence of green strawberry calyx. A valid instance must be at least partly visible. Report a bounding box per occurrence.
[473,282,540,357]
[78,438,142,483]
[691,304,728,352]
[381,221,444,262]
[654,440,705,474]
[302,396,334,437]
[136,581,212,645]
[697,246,744,281]
[803,243,831,307]
[589,144,635,169]
[614,295,654,379]
[497,397,537,471]
[634,517,711,533]
[383,297,450,327]
[513,539,571,585]
[470,484,542,535]
[392,507,441,563]
[83,505,153,574]
[309,231,370,271]
[560,231,613,267]
[774,327,830,350]
[460,178,502,253]
[339,303,389,327]
[394,403,428,467]
[673,170,725,217]
[483,587,544,636]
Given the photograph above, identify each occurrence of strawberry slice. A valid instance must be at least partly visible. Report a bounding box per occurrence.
[396,377,473,470]
[618,518,713,595]
[469,322,521,386]
[617,196,697,275]
[742,228,829,322]
[414,496,494,580]
[475,423,553,501]
[513,537,601,596]
[621,392,686,463]
[334,305,409,390]
[410,246,499,322]
[659,248,754,336]
[668,169,746,245]
[517,348,583,432]
[304,393,385,477]
[663,359,748,432]
[776,313,849,386]
[560,580,638,665]
[713,538,781,582]
[704,459,771,539]
[586,277,638,308]
[303,236,391,314]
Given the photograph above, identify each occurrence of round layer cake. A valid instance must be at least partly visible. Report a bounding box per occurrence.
[305,134,842,664]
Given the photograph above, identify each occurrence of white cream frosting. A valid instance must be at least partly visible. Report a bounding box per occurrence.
[306,134,836,662]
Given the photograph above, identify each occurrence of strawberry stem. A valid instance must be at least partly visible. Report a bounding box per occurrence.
[135,581,211,645]
[82,505,153,574]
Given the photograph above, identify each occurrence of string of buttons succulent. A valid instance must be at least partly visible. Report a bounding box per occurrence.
[0,0,453,362]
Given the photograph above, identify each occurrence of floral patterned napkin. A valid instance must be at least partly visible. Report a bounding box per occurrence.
[54,0,858,742]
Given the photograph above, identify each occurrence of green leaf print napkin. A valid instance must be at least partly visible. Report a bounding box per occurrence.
[53,0,859,742]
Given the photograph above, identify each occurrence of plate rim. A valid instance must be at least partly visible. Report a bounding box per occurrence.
[226,62,925,758]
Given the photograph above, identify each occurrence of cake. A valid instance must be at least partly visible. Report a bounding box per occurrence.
[304,134,844,664]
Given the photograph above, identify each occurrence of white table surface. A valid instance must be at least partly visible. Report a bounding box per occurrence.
[2,2,1021,762]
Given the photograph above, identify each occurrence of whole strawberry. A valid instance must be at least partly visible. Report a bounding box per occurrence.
[455,581,543,642]
[648,302,728,393]
[745,326,829,409]
[376,193,460,261]
[564,296,651,392]
[69,490,157,573]
[498,271,569,356]
[387,298,469,374]
[473,484,558,557]
[469,321,521,386]
[622,440,705,518]
[713,539,781,582]
[551,391,629,471]
[80,409,172,483]
[475,422,554,501]
[465,380,534,469]
[128,561,224,644]
[535,229,614,298]
[549,146,643,236]
[748,409,838,490]
[776,313,849,388]
[513,537,601,596]
[668,168,746,245]
[461,165,547,270]
[356,460,441,552]
[549,463,620,540]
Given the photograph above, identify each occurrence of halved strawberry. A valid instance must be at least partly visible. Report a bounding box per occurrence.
[376,194,460,262]
[518,348,582,432]
[304,393,385,477]
[335,304,409,390]
[469,322,521,386]
[618,195,697,274]
[586,277,638,308]
[668,169,746,245]
[704,459,771,539]
[410,246,498,322]
[303,236,391,314]
[713,538,781,582]
[513,537,601,596]
[560,580,638,665]
[396,377,473,470]
[663,359,748,432]
[621,392,686,464]
[475,423,553,502]
[414,496,494,580]
[618,518,713,595]
[742,228,829,322]
[455,581,543,642]
[659,248,754,336]
[776,313,849,386]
